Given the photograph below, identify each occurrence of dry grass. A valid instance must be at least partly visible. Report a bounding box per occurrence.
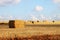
[0,26,60,37]
[0,25,60,40]
[0,35,60,40]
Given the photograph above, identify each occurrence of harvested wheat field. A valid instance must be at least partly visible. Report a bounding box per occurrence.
[0,26,60,40]
[0,35,60,40]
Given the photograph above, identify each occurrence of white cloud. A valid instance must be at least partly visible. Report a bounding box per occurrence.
[37,14,60,21]
[40,14,48,20]
[8,16,13,19]
[40,14,45,19]
[0,16,14,20]
[35,6,43,11]
[28,14,60,21]
[30,14,39,21]
[53,0,60,9]
[53,0,60,3]
[0,0,20,6]
[0,16,3,19]
[52,14,60,20]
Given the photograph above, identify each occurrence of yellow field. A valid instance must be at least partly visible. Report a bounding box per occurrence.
[0,26,60,37]
[0,24,60,40]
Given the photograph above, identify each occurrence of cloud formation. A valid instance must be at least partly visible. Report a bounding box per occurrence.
[35,6,43,11]
[52,14,60,20]
[53,0,60,3]
[28,14,60,21]
[30,14,39,21]
[0,0,20,6]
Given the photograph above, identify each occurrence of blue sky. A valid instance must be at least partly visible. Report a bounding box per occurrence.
[0,0,60,20]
